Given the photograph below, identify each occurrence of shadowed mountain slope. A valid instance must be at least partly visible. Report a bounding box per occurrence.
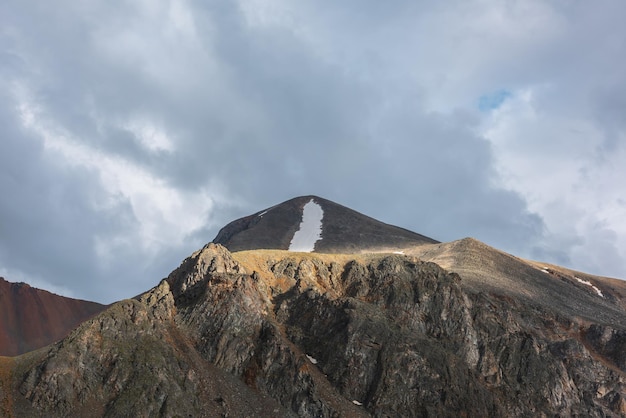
[0,278,105,356]
[213,195,438,253]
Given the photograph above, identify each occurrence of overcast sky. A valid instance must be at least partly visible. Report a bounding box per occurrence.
[2,1,625,303]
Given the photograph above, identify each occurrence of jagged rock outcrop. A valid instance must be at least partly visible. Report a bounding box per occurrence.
[3,242,625,417]
[0,277,106,356]
[9,278,292,418]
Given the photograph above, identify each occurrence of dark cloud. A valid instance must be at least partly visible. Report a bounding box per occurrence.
[1,0,624,302]
[0,89,130,299]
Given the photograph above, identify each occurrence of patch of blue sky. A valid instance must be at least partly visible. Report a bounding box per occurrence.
[478,89,512,111]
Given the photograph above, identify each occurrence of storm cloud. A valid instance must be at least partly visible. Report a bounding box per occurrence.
[1,0,625,303]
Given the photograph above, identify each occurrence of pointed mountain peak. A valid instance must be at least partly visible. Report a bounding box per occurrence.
[213,195,438,253]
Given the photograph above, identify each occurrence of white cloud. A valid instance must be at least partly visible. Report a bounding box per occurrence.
[13,85,219,258]
[121,118,175,153]
[481,85,626,277]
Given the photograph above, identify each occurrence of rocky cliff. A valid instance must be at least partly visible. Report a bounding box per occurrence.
[3,241,626,417]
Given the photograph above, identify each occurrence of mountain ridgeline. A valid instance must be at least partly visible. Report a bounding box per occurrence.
[2,196,626,417]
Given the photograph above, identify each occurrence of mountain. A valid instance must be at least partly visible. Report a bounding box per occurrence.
[213,195,438,253]
[1,196,626,417]
[0,277,106,356]
[407,237,626,325]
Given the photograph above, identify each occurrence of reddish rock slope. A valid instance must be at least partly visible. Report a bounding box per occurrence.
[0,277,105,356]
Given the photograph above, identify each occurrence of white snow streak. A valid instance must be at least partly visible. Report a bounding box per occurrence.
[306,355,318,364]
[288,200,323,252]
[575,277,604,297]
[257,203,278,218]
[352,400,363,406]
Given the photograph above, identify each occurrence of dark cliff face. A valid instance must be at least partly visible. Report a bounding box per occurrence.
[4,244,626,417]
[213,195,438,253]
[0,277,106,356]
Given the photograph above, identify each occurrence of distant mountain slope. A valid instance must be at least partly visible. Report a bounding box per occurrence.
[0,277,105,356]
[213,195,438,253]
[408,238,626,326]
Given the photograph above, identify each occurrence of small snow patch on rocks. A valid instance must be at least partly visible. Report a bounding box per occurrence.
[575,277,604,297]
[352,400,363,406]
[306,355,318,364]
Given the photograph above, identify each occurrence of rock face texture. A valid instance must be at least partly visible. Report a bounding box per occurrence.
[9,277,291,418]
[213,195,438,253]
[2,196,626,417]
[0,278,105,356]
[1,244,625,417]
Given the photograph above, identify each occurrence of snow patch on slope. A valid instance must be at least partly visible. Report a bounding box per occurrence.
[575,277,604,297]
[289,200,323,252]
[257,203,278,218]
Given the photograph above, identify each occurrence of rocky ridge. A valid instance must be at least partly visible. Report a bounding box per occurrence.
[3,242,626,417]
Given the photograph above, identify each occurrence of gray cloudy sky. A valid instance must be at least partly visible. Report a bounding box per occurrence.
[1,1,625,303]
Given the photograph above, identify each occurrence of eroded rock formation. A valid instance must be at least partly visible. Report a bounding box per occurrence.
[4,243,626,417]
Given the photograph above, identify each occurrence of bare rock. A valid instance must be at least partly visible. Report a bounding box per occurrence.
[3,245,626,417]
